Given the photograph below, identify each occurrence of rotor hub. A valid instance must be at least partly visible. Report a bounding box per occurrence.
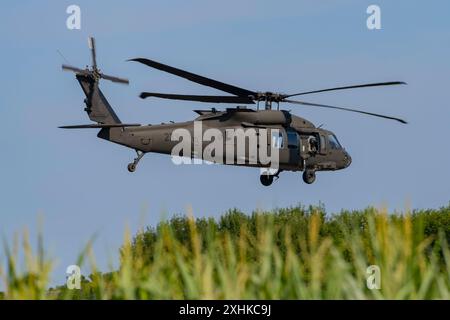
[254,92,284,103]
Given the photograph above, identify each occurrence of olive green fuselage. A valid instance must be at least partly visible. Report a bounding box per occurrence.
[100,109,351,173]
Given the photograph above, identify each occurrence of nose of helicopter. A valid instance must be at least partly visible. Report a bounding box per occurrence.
[343,150,352,168]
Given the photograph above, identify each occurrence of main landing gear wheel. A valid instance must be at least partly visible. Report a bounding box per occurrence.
[260,175,274,186]
[303,170,316,184]
[127,150,145,173]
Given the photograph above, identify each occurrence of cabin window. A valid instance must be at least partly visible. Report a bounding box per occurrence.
[271,131,283,149]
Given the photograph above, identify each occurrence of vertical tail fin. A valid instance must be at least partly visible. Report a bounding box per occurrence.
[76,74,121,124]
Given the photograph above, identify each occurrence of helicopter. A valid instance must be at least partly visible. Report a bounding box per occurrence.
[61,37,407,186]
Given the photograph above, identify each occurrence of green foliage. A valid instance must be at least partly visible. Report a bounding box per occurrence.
[128,204,450,267]
[1,204,449,299]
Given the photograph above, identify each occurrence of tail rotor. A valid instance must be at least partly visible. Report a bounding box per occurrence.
[62,36,129,85]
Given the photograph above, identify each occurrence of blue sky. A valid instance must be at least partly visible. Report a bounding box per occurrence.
[1,1,449,285]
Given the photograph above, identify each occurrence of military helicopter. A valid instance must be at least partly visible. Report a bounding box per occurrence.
[61,37,406,186]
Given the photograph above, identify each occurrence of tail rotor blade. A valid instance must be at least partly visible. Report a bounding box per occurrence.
[62,64,89,75]
[88,36,97,69]
[101,73,129,85]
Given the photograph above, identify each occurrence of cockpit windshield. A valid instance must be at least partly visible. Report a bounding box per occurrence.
[328,134,342,150]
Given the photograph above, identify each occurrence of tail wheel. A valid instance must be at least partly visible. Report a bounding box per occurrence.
[260,175,274,186]
[303,170,316,184]
[127,150,145,173]
[127,163,136,173]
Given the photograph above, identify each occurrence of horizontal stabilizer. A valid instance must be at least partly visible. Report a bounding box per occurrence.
[59,123,141,129]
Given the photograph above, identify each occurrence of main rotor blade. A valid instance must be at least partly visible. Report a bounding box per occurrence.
[284,99,407,124]
[139,92,255,104]
[88,37,97,69]
[101,73,130,85]
[129,58,256,97]
[62,64,89,75]
[285,81,407,98]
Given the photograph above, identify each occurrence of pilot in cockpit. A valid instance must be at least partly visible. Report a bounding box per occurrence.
[308,136,318,153]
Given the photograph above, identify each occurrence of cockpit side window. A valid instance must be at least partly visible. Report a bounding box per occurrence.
[328,134,341,150]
